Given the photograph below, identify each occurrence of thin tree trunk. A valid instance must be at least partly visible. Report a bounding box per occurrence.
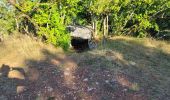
[15,18,19,31]
[102,16,107,47]
[94,19,97,38]
[103,16,106,37]
[91,15,95,38]
[47,8,52,28]
[106,15,109,36]
[92,21,95,30]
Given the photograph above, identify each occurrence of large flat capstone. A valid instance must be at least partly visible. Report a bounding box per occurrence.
[67,26,93,39]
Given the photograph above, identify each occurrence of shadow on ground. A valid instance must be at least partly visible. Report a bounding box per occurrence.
[0,38,170,100]
[0,64,31,100]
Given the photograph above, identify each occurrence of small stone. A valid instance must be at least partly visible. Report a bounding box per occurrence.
[87,87,94,92]
[95,82,99,85]
[72,76,76,78]
[66,68,70,71]
[66,92,71,95]
[47,86,53,92]
[105,80,109,83]
[123,88,128,92]
[37,91,41,96]
[83,78,88,82]
[64,72,70,76]
[129,61,136,66]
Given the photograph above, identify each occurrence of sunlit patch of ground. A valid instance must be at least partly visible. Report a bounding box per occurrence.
[0,35,170,100]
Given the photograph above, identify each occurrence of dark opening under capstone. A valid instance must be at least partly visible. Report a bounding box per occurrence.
[71,38,89,51]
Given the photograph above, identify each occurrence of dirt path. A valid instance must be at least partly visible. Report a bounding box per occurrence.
[0,53,147,100]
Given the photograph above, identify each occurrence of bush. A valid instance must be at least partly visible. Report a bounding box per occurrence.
[110,0,169,37]
[0,1,15,38]
[32,3,71,50]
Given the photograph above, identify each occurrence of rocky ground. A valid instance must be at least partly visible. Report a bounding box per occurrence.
[0,52,147,100]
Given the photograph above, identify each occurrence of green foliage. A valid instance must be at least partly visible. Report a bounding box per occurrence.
[110,0,169,37]
[8,1,71,50]
[32,3,70,50]
[0,0,15,36]
[58,0,80,25]
[1,0,170,45]
[15,0,35,13]
[89,0,111,15]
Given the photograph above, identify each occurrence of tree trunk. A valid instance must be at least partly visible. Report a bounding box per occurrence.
[15,18,19,31]
[103,16,106,37]
[102,16,107,47]
[91,15,95,38]
[106,15,109,36]
[92,21,95,36]
[94,18,98,38]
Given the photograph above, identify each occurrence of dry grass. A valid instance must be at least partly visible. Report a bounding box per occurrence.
[91,36,170,99]
[0,34,63,67]
[73,36,170,99]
